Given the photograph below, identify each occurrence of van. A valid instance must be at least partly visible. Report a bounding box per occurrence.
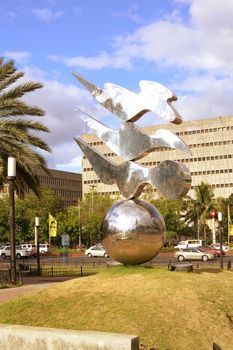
[175,240,202,250]
[39,243,49,253]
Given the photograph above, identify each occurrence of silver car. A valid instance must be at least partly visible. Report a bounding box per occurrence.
[175,247,215,261]
[0,246,30,259]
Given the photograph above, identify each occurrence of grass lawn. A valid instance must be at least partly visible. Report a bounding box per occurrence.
[0,267,233,350]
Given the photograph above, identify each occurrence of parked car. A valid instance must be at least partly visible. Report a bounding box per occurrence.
[19,243,37,257]
[85,245,108,258]
[174,247,215,261]
[209,243,229,252]
[198,245,225,257]
[0,246,30,259]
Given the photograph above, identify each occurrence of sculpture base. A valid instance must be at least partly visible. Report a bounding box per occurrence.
[100,199,166,265]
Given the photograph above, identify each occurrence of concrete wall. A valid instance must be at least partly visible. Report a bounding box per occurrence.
[0,324,139,350]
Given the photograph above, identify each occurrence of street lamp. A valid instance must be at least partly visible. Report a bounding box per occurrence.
[218,211,223,270]
[7,156,16,284]
[35,217,41,276]
[90,184,96,213]
[78,203,82,247]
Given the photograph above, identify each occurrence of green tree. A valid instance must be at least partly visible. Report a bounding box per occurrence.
[151,198,187,242]
[56,206,80,245]
[0,195,10,243]
[14,188,64,243]
[0,58,50,197]
[185,182,214,244]
[80,192,114,246]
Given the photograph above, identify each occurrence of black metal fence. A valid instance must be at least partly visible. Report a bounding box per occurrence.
[25,258,233,278]
[28,264,105,277]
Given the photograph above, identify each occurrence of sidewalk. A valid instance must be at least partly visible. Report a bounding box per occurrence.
[0,275,76,304]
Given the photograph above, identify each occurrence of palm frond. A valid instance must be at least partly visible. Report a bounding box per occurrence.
[0,82,43,100]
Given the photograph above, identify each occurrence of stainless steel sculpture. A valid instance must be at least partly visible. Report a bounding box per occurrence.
[76,108,191,161]
[74,74,191,265]
[74,138,191,200]
[73,73,182,124]
[100,199,166,265]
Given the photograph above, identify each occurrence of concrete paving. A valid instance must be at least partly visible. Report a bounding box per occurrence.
[0,276,76,304]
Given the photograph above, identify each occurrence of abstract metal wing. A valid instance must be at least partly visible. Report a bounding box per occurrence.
[74,138,191,200]
[76,108,191,161]
[73,73,182,124]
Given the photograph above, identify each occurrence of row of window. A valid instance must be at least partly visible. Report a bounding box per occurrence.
[83,140,233,160]
[191,183,233,189]
[191,169,232,176]
[177,125,233,136]
[86,125,233,146]
[39,176,82,188]
[83,167,233,185]
[54,189,82,198]
[83,154,232,172]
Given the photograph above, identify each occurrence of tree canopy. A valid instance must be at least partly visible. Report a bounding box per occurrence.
[0,58,50,197]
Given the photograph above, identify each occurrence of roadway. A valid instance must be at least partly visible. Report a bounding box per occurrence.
[8,253,233,267]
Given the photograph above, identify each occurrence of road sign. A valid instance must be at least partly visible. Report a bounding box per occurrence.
[61,234,69,247]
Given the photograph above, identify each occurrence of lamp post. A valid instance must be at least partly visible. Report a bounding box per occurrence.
[8,157,16,284]
[90,184,96,213]
[218,211,223,270]
[35,217,41,276]
[210,210,216,244]
[78,203,82,247]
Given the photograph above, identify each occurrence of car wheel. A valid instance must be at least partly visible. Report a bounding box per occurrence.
[178,255,184,261]
[87,253,92,258]
[202,255,208,261]
[1,253,6,259]
[16,253,21,259]
[104,253,108,258]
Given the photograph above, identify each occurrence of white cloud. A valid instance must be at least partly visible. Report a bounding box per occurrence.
[112,5,143,23]
[32,8,64,22]
[3,51,31,64]
[49,51,131,70]
[21,66,109,172]
[47,0,233,121]
[49,0,233,76]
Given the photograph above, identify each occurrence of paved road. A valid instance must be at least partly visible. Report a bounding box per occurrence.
[1,253,233,266]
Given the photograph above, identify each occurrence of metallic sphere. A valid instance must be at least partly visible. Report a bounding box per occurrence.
[100,199,166,265]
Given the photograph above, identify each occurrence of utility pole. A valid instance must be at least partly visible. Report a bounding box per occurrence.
[8,157,17,284]
[35,217,40,276]
[218,212,223,270]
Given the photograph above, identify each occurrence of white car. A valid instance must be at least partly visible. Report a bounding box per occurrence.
[0,246,30,259]
[85,245,108,258]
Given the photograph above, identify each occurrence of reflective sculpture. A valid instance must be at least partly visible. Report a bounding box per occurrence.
[73,73,182,124]
[76,108,191,161]
[74,74,191,265]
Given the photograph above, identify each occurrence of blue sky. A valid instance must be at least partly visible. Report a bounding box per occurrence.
[1,0,233,172]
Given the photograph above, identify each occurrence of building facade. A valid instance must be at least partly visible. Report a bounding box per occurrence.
[81,116,233,199]
[34,168,82,207]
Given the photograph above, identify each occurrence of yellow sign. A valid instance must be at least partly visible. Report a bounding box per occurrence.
[49,213,57,237]
[228,206,233,236]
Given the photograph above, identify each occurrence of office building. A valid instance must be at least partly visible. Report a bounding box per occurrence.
[34,167,82,207]
[81,116,233,199]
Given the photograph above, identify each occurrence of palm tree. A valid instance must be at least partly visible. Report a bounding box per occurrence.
[0,57,51,196]
[185,182,214,243]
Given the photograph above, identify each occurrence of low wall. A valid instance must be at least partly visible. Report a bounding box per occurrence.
[0,324,139,350]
